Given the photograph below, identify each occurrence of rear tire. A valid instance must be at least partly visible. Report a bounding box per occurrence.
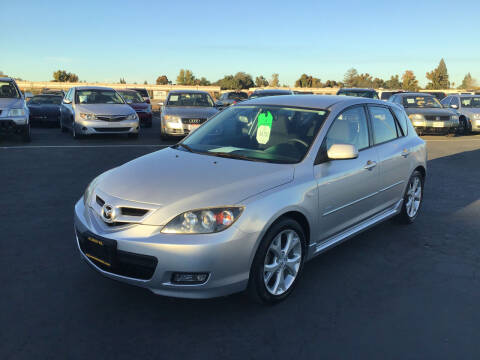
[248,218,306,304]
[396,170,424,224]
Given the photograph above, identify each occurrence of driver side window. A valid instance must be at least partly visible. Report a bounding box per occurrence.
[326,106,370,152]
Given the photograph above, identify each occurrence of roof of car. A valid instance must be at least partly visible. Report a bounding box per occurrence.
[168,89,210,94]
[397,92,434,97]
[0,77,14,81]
[456,93,480,97]
[34,94,63,97]
[339,88,376,92]
[240,95,385,109]
[73,86,115,91]
[252,89,292,94]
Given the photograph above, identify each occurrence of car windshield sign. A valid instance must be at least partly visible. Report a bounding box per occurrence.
[460,97,480,108]
[167,93,214,107]
[181,105,328,164]
[0,80,20,98]
[76,89,124,104]
[403,96,442,108]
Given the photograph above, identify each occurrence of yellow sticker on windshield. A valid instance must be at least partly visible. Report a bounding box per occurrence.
[256,111,273,144]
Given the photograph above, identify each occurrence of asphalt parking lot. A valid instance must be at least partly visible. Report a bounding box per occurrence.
[1,116,480,359]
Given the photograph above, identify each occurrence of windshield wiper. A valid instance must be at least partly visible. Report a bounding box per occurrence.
[209,152,274,163]
[172,143,194,152]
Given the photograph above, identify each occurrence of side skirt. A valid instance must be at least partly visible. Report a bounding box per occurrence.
[308,199,403,260]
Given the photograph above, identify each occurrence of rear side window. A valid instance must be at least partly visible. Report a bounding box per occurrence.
[368,106,399,144]
[391,107,409,135]
[326,106,370,151]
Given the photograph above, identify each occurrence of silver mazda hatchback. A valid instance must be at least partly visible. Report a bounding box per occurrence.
[74,95,427,303]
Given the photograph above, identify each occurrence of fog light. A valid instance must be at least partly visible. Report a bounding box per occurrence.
[172,272,208,284]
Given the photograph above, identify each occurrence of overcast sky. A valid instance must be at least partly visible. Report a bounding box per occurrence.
[2,0,479,86]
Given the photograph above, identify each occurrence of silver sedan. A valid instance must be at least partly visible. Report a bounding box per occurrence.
[74,95,427,303]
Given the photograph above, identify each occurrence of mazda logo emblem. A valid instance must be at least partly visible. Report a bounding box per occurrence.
[101,204,116,223]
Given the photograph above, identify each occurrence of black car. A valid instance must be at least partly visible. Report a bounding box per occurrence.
[336,88,379,99]
[215,91,248,110]
[28,94,64,126]
[248,89,293,99]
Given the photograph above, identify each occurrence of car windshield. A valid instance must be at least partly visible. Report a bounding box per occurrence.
[338,90,378,99]
[0,81,20,98]
[166,92,214,107]
[403,95,442,108]
[130,89,148,98]
[228,92,248,100]
[76,89,124,104]
[181,105,328,164]
[118,91,144,103]
[460,97,480,108]
[29,96,63,105]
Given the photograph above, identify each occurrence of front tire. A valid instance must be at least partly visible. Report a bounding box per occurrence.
[396,170,424,224]
[248,218,306,304]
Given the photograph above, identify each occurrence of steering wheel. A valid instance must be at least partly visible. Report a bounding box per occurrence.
[287,139,309,149]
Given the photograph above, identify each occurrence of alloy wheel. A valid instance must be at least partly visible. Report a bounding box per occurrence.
[263,229,302,296]
[405,176,422,218]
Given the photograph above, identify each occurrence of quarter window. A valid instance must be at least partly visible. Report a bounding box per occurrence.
[391,107,409,136]
[440,96,451,106]
[368,106,399,144]
[450,97,460,107]
[326,106,369,151]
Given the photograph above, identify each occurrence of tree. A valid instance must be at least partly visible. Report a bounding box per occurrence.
[324,80,340,88]
[255,75,269,87]
[119,78,126,84]
[156,75,169,85]
[176,69,196,85]
[459,73,477,89]
[385,75,402,89]
[144,80,148,85]
[426,58,450,89]
[343,68,359,87]
[215,72,254,90]
[270,73,280,87]
[295,74,323,88]
[196,77,211,86]
[372,77,386,89]
[401,70,419,91]
[52,70,79,82]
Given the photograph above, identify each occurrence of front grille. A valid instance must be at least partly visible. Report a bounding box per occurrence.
[425,115,450,121]
[94,127,131,132]
[181,118,206,124]
[121,207,149,217]
[77,231,158,280]
[96,115,127,122]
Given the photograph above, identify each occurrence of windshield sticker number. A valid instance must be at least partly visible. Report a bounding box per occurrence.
[256,111,273,144]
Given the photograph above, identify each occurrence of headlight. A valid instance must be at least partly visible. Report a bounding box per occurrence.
[126,113,138,120]
[161,207,244,234]
[473,113,480,119]
[451,115,459,121]
[408,114,424,121]
[8,108,26,116]
[79,113,96,120]
[163,115,181,123]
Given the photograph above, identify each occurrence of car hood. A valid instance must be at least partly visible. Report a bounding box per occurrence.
[28,104,61,114]
[163,106,218,119]
[75,104,135,115]
[404,107,456,116]
[0,98,24,110]
[129,102,149,111]
[462,108,480,116]
[96,147,294,225]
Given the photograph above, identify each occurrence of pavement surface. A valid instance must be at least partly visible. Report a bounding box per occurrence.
[1,117,480,359]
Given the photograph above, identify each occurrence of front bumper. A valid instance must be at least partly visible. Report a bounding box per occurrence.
[412,120,458,134]
[74,199,257,298]
[0,116,28,134]
[136,111,152,125]
[470,119,480,131]
[74,118,140,135]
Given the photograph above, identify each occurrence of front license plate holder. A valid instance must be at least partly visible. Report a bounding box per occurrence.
[83,233,117,268]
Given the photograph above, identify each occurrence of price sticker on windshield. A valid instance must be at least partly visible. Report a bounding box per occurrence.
[256,111,273,144]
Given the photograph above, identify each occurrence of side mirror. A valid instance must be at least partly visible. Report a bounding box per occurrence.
[450,104,458,109]
[126,99,133,104]
[63,99,72,104]
[327,144,358,160]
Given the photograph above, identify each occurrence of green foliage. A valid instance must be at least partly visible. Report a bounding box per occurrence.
[295,74,323,88]
[255,75,269,87]
[215,72,254,90]
[176,69,197,85]
[343,68,359,87]
[342,68,380,88]
[324,80,341,88]
[384,75,402,89]
[426,58,450,89]
[144,80,148,85]
[197,77,211,86]
[459,73,476,89]
[401,70,419,91]
[270,73,280,88]
[156,75,169,85]
[119,78,126,84]
[372,77,386,89]
[52,70,79,82]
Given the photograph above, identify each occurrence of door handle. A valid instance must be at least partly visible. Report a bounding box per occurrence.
[401,149,410,158]
[364,160,377,170]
